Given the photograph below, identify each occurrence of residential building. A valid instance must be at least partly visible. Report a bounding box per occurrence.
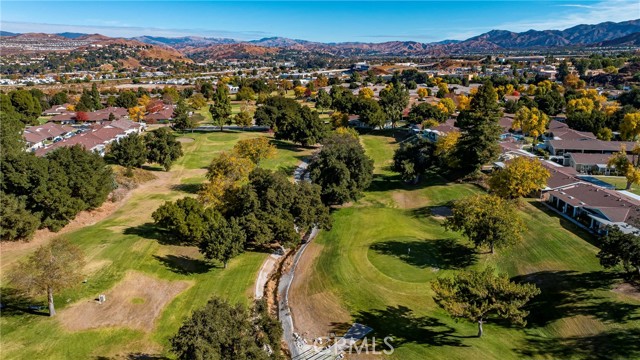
[546,183,640,234]
[546,139,637,156]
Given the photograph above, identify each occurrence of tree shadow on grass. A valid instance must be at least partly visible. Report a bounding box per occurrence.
[0,288,48,317]
[370,239,476,270]
[513,270,640,328]
[341,305,467,348]
[367,173,451,193]
[153,254,214,275]
[517,328,640,360]
[170,183,201,194]
[367,174,406,192]
[141,164,165,172]
[118,353,170,360]
[128,354,170,360]
[123,223,176,245]
[270,139,310,153]
[409,204,453,219]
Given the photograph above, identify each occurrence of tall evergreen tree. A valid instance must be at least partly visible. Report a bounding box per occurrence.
[171,99,194,132]
[90,83,103,110]
[454,82,503,174]
[210,85,232,131]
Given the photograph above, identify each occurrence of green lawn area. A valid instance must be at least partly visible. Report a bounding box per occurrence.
[0,130,313,359]
[300,132,640,359]
[593,175,640,196]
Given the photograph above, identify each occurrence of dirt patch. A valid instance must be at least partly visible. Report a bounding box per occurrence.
[613,282,640,301]
[58,271,192,332]
[391,190,429,209]
[289,243,352,338]
[176,137,195,143]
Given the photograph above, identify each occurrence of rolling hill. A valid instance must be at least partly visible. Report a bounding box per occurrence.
[1,19,638,59]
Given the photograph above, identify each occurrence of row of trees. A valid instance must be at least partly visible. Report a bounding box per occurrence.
[255,96,327,146]
[507,80,640,141]
[107,128,184,171]
[322,84,410,129]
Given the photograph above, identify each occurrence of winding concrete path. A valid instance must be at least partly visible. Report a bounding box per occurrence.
[279,159,320,359]
[254,254,280,299]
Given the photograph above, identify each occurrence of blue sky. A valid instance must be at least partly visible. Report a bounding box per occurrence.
[1,1,638,42]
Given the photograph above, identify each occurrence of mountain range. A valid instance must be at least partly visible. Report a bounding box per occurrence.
[1,19,639,59]
[132,19,640,55]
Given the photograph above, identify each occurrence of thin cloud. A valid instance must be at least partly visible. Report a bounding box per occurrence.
[497,0,639,32]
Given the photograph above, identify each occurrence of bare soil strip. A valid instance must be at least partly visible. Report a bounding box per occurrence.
[58,271,192,332]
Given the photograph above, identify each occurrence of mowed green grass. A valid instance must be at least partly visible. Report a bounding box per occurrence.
[0,130,312,359]
[304,133,640,359]
[594,175,640,196]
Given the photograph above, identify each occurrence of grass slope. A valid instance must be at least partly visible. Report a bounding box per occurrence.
[0,130,313,359]
[302,133,640,359]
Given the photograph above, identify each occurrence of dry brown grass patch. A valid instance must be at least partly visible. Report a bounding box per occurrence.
[289,243,352,338]
[176,137,195,143]
[58,271,192,332]
[613,282,640,301]
[391,190,430,209]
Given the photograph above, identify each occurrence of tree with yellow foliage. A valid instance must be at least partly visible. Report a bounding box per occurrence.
[434,131,460,168]
[577,89,606,109]
[138,94,151,107]
[280,80,294,94]
[526,84,537,96]
[439,98,456,115]
[293,86,306,99]
[512,106,549,143]
[456,94,471,111]
[128,106,145,122]
[604,103,620,117]
[608,145,640,190]
[417,88,428,100]
[234,110,253,129]
[421,119,439,129]
[335,126,359,139]
[488,157,550,199]
[620,112,640,141]
[563,73,585,89]
[359,87,374,99]
[436,83,449,98]
[315,74,329,88]
[199,151,255,208]
[597,127,613,141]
[567,97,596,115]
[534,81,552,96]
[189,93,208,109]
[331,111,349,129]
[232,137,276,166]
[504,84,515,96]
